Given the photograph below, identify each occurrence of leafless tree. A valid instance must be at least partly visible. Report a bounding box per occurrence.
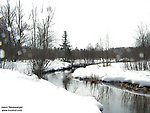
[99,38,105,66]
[14,0,28,58]
[124,23,150,71]
[0,0,16,59]
[0,0,28,60]
[136,23,150,47]
[105,34,110,66]
[30,4,37,48]
[99,35,111,67]
[16,0,27,43]
[30,5,55,79]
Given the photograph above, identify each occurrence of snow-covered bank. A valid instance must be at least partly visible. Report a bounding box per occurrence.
[45,59,71,71]
[72,63,150,87]
[0,69,103,113]
[0,60,32,75]
[0,59,71,74]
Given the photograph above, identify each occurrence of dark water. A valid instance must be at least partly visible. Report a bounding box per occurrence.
[44,71,150,113]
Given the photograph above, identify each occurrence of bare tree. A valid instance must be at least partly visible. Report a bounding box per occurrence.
[136,24,150,47]
[31,4,37,48]
[14,0,28,59]
[99,38,105,66]
[0,0,17,60]
[105,34,110,66]
[99,35,110,67]
[0,0,29,61]
[30,5,55,79]
[124,23,150,71]
[86,43,95,63]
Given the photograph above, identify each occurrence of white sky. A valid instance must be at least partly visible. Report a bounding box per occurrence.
[2,0,150,49]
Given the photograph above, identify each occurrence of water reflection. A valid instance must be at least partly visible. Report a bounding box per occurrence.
[44,71,72,90]
[122,91,150,113]
[45,71,150,113]
[62,73,71,90]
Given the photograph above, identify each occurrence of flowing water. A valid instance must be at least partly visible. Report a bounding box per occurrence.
[44,71,150,113]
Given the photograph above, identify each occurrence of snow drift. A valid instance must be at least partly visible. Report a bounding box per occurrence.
[72,63,150,87]
[0,69,102,113]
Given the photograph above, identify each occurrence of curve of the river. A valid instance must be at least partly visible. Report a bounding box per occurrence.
[44,71,150,113]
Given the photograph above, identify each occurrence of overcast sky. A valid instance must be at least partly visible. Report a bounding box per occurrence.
[2,0,150,49]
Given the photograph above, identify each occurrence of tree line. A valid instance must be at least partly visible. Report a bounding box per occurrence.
[1,0,150,78]
[1,1,150,62]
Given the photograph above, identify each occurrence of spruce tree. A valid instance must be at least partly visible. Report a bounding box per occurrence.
[60,31,71,61]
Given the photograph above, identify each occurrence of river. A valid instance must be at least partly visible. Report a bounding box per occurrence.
[44,71,150,113]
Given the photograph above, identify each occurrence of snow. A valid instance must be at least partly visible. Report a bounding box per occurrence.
[0,69,103,113]
[0,59,71,74]
[72,63,150,87]
[45,59,71,71]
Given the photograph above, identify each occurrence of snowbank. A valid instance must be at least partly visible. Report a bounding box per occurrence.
[0,60,71,74]
[72,63,150,87]
[0,61,32,75]
[45,59,71,71]
[0,69,102,113]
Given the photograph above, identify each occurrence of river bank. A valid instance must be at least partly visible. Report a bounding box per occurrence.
[72,62,150,93]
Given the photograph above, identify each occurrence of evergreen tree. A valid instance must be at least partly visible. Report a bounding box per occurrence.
[60,31,71,61]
